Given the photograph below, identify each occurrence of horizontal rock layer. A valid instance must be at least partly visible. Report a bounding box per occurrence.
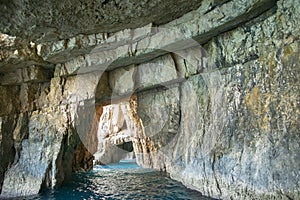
[0,0,275,75]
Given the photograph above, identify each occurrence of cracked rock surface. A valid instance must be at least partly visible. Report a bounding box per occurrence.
[0,0,299,199]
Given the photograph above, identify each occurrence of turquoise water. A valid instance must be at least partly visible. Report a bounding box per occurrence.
[26,161,214,200]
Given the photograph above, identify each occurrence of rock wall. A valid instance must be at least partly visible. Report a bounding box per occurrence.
[0,0,299,199]
[0,76,98,197]
[134,0,300,199]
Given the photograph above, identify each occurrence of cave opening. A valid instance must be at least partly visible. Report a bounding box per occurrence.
[92,101,139,166]
[117,141,134,152]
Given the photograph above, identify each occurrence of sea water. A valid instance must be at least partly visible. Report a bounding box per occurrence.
[24,160,214,200]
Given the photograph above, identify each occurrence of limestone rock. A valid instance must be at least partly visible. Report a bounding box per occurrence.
[0,107,67,197]
[0,115,16,194]
[0,70,22,85]
[0,74,101,197]
[136,85,180,170]
[107,54,180,98]
[0,0,299,199]
[135,54,178,90]
[0,0,276,76]
[109,65,136,97]
[37,34,105,63]
[47,0,276,77]
[0,34,53,72]
[0,86,20,116]
[166,49,300,199]
[0,66,52,85]
[0,0,205,42]
[62,73,102,104]
[72,143,94,172]
[94,103,139,164]
[134,0,300,199]
[37,24,152,65]
[172,46,214,77]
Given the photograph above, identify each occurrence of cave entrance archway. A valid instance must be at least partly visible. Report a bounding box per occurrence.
[92,99,140,165]
[71,26,223,171]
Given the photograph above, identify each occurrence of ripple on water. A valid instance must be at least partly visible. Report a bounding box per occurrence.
[20,161,215,200]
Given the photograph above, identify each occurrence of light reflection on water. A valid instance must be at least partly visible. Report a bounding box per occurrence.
[27,161,215,200]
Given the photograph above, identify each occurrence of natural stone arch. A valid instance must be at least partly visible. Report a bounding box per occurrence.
[74,27,226,169]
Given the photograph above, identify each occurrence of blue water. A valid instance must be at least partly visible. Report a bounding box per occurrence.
[24,161,214,200]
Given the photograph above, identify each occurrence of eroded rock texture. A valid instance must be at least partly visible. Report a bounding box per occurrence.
[0,0,299,199]
[94,103,138,164]
[0,76,98,197]
[0,0,204,42]
[134,1,300,199]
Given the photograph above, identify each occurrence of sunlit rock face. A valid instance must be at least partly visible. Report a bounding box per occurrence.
[94,103,139,164]
[0,0,299,199]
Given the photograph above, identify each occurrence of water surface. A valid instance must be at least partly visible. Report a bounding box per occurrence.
[28,160,214,200]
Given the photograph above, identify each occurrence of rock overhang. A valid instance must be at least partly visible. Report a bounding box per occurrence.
[0,0,277,84]
[0,0,205,42]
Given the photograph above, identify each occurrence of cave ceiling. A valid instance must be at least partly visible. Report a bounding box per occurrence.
[0,0,204,42]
